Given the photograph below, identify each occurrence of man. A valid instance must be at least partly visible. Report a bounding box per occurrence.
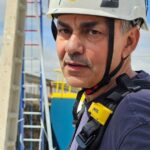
[48,0,150,149]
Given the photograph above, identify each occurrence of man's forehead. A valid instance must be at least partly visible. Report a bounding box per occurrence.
[57,14,108,27]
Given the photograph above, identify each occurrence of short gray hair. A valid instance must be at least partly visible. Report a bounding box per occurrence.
[121,20,133,33]
[120,18,143,33]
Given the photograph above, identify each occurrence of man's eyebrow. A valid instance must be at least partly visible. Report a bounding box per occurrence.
[57,20,70,28]
[80,21,99,28]
[57,20,100,28]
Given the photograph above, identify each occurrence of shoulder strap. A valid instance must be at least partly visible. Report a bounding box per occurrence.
[72,89,85,127]
[68,90,85,149]
[134,80,150,89]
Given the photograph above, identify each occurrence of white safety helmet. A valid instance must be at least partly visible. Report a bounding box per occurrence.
[47,0,149,30]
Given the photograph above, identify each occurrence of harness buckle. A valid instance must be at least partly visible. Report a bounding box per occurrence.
[76,132,96,149]
[117,74,141,92]
[76,120,100,149]
[128,85,141,92]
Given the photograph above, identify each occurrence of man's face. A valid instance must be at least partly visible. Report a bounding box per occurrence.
[56,14,124,88]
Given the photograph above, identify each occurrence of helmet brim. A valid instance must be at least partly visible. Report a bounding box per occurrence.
[47,8,149,31]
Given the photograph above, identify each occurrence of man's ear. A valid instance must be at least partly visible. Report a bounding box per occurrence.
[122,27,140,59]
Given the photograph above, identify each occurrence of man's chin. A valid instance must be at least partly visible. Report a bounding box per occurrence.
[67,81,83,88]
[66,78,86,88]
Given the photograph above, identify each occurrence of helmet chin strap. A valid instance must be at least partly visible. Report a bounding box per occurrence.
[84,18,124,95]
[51,16,57,40]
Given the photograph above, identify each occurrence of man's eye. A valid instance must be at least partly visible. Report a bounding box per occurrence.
[58,28,71,34]
[83,29,105,41]
[87,29,101,35]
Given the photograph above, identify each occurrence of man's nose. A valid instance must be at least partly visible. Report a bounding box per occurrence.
[65,34,84,54]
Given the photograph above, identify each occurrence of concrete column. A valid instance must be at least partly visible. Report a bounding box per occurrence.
[0,0,26,149]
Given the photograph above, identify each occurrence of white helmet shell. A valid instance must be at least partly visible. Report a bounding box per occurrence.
[47,0,148,30]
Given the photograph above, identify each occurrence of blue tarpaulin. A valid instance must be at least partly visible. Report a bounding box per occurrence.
[50,99,75,150]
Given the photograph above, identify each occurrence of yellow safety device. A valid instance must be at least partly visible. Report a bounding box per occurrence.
[88,102,113,126]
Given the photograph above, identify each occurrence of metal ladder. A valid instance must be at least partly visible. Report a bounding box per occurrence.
[18,0,54,149]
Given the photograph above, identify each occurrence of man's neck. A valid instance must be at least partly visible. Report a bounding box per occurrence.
[85,64,137,102]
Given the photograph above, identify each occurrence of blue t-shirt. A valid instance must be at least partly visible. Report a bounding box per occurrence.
[70,71,150,150]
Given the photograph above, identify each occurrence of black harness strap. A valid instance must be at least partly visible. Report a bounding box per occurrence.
[73,89,85,127]
[68,90,85,149]
[134,80,150,89]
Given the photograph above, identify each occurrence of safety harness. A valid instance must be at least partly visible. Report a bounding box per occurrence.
[71,73,150,150]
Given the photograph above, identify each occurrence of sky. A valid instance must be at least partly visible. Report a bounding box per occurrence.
[0,1,5,50]
[0,1,150,80]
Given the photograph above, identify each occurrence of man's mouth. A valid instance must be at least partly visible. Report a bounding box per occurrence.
[65,61,88,68]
